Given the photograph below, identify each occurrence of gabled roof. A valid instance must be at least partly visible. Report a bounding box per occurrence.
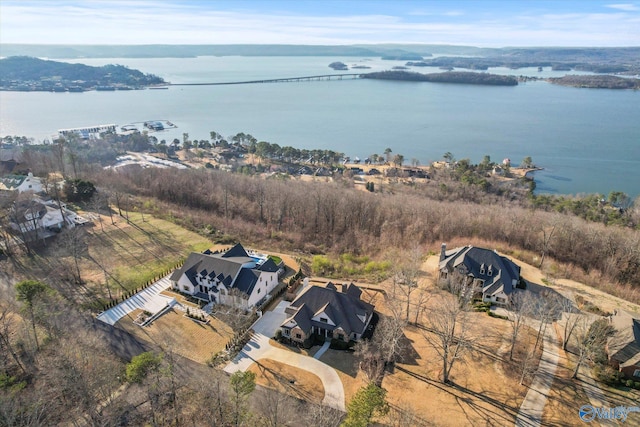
[0,174,27,190]
[169,252,244,287]
[439,246,520,296]
[222,243,250,259]
[608,311,640,368]
[170,244,277,301]
[234,269,260,296]
[257,258,279,272]
[281,283,374,337]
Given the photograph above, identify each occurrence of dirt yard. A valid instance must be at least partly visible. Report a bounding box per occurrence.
[247,358,325,404]
[115,308,234,364]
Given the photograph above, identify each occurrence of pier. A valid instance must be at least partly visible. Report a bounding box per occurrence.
[170,73,363,86]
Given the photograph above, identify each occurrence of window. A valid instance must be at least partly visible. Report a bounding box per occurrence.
[295,333,302,339]
[283,329,289,336]
[488,270,493,276]
[634,369,640,378]
[337,334,344,341]
[257,288,261,294]
[480,267,485,275]
[320,317,328,323]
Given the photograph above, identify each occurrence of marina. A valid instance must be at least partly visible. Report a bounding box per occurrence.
[57,120,177,139]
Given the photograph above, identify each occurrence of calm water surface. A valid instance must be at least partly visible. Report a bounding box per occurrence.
[1,56,638,197]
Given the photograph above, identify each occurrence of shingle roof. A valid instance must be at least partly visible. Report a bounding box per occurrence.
[170,252,244,287]
[608,311,640,368]
[170,244,275,301]
[235,269,260,296]
[439,246,520,297]
[222,243,250,259]
[281,283,374,337]
[257,258,279,272]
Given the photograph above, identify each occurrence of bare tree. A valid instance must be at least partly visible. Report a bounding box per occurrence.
[539,222,558,269]
[571,317,614,379]
[57,226,87,284]
[302,402,343,427]
[559,296,581,351]
[393,246,422,322]
[412,288,431,326]
[519,334,539,385]
[353,339,384,385]
[0,297,27,376]
[374,299,407,370]
[422,295,473,384]
[530,293,558,352]
[255,387,297,427]
[508,291,533,361]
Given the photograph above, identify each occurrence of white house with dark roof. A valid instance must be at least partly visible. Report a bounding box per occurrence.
[0,172,43,193]
[169,243,280,309]
[280,282,374,344]
[438,244,521,305]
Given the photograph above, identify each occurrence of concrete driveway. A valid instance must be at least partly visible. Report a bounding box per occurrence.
[224,301,346,411]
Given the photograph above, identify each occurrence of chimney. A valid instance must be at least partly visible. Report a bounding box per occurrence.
[341,283,348,293]
[440,243,447,262]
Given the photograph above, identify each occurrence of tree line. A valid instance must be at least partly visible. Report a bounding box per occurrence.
[92,166,640,302]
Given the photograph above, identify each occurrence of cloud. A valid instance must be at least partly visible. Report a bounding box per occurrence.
[0,1,638,47]
[606,3,640,11]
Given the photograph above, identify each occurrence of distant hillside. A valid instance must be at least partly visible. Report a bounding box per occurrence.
[362,70,518,86]
[0,56,165,91]
[548,75,640,89]
[0,44,416,58]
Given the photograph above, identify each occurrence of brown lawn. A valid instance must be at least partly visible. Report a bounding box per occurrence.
[115,308,233,364]
[247,358,325,404]
[318,348,368,403]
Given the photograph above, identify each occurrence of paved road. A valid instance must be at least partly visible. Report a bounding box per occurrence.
[224,302,346,411]
[515,322,561,427]
[96,276,174,325]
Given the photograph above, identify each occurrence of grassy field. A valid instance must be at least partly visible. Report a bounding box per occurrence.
[79,211,213,303]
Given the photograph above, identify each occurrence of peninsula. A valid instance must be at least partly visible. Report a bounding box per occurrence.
[0,56,166,92]
[362,70,518,86]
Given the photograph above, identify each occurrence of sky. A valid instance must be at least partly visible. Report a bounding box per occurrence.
[1,0,639,47]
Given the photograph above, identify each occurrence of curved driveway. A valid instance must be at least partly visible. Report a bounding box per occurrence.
[224,303,345,411]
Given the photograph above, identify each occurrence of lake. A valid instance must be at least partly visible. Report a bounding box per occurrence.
[1,56,638,198]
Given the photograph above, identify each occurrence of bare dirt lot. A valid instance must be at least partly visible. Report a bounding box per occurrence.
[115,308,234,364]
[247,358,325,404]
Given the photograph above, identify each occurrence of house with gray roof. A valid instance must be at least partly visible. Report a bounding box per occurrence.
[169,243,281,309]
[607,310,640,378]
[438,244,521,305]
[280,282,374,345]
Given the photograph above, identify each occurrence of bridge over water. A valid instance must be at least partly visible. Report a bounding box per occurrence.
[170,73,364,86]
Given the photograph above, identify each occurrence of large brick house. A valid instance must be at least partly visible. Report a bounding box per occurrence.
[280,282,374,345]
